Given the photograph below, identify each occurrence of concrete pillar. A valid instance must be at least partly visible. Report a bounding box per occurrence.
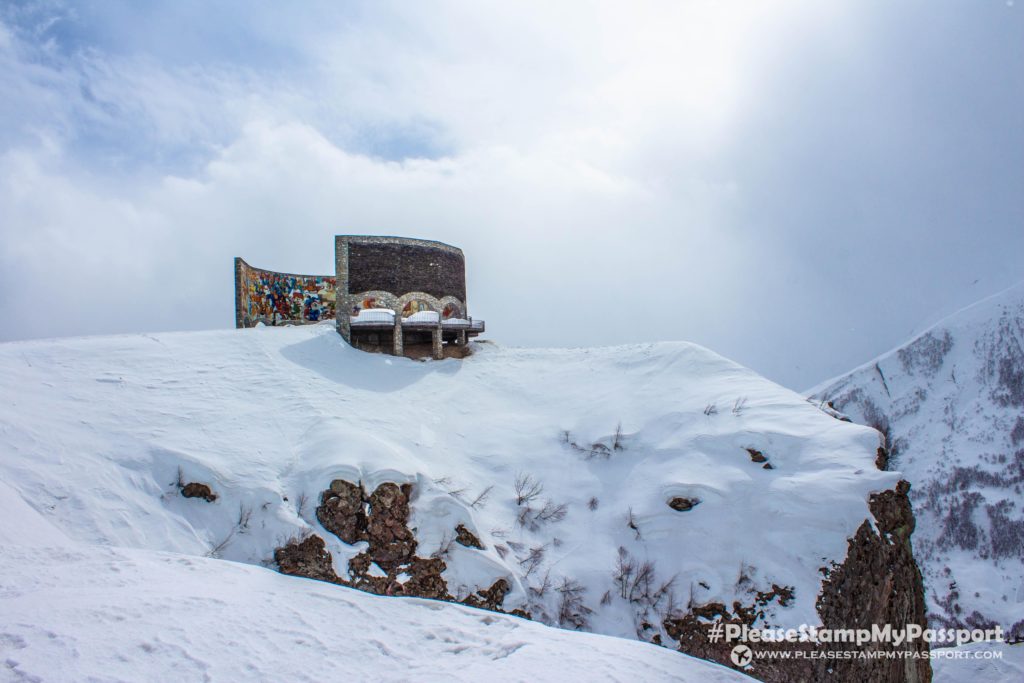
[334,236,351,343]
[432,324,443,360]
[457,329,467,346]
[393,313,403,356]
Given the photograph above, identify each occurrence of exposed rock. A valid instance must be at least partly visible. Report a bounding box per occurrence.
[316,479,366,544]
[346,552,392,595]
[876,446,890,470]
[365,482,417,569]
[745,448,767,463]
[667,497,700,512]
[665,480,932,683]
[180,482,217,502]
[455,523,484,549]
[398,556,448,599]
[274,535,340,584]
[284,478,532,622]
[462,578,510,611]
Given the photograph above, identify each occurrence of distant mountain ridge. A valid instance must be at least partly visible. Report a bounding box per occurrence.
[811,280,1024,639]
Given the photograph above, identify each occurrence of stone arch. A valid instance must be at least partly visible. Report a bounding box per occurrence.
[397,291,443,317]
[350,291,400,316]
[438,296,466,320]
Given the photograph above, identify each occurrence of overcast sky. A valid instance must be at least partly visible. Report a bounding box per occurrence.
[1,0,1021,390]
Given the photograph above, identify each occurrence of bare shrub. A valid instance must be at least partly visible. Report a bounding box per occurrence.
[563,426,623,459]
[614,546,636,599]
[469,485,494,509]
[626,507,642,540]
[530,569,553,598]
[207,504,253,558]
[535,501,568,524]
[431,531,455,560]
[237,504,252,532]
[514,473,544,506]
[556,578,592,629]
[704,403,718,416]
[519,545,547,577]
[517,501,568,531]
[588,496,599,511]
[631,560,656,603]
[208,535,234,559]
[613,547,676,609]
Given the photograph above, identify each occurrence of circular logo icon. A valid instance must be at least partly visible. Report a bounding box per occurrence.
[730,644,753,668]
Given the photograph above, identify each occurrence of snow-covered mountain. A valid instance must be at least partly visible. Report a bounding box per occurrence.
[0,324,930,680]
[811,281,1024,640]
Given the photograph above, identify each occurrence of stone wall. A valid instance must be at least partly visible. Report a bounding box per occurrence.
[234,257,336,328]
[335,236,469,341]
[348,241,466,301]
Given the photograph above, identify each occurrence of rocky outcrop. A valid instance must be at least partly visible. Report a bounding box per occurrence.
[462,578,510,611]
[279,479,525,618]
[316,479,366,544]
[180,482,217,502]
[667,497,700,512]
[315,480,418,568]
[314,479,435,595]
[665,481,931,682]
[365,483,417,568]
[455,523,483,549]
[875,446,890,470]
[745,448,775,470]
[280,477,932,682]
[274,535,340,584]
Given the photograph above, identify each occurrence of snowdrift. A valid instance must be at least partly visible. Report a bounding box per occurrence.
[0,537,746,681]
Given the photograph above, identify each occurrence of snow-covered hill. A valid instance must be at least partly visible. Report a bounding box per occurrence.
[0,323,928,680]
[0,521,747,681]
[811,281,1024,639]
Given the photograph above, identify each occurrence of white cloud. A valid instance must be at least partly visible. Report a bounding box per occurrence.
[0,1,1021,388]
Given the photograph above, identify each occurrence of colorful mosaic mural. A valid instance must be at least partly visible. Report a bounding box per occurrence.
[401,299,433,318]
[238,261,336,327]
[442,302,462,319]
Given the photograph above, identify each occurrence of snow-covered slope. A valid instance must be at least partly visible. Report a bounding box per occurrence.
[0,504,748,682]
[932,642,1024,683]
[810,281,1024,638]
[0,323,911,678]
